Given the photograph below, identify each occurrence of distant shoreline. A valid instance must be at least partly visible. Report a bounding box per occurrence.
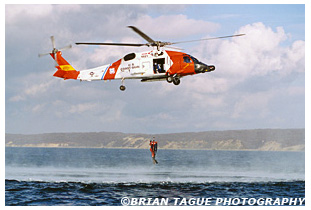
[5,128,305,152]
[5,146,304,152]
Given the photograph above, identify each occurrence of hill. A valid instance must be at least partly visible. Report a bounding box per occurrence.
[5,129,304,151]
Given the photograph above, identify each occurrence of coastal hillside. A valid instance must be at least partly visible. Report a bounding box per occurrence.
[5,129,304,151]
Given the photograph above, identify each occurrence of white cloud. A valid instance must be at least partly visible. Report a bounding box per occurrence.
[5,5,305,134]
[98,100,127,123]
[158,21,305,129]
[6,4,53,23]
[183,75,229,95]
[69,102,99,114]
[282,40,305,74]
[54,4,81,13]
[24,80,54,97]
[32,103,46,113]
[236,22,288,52]
[9,73,56,102]
[287,86,305,96]
[188,22,304,93]
[231,90,275,119]
[134,14,220,40]
[71,13,221,68]
[9,94,25,102]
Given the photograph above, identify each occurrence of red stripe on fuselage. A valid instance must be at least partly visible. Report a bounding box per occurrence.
[103,59,121,80]
[166,51,182,75]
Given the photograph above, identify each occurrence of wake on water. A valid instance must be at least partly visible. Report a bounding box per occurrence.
[5,147,305,206]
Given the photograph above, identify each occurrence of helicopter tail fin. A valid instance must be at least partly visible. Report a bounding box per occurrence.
[51,51,80,80]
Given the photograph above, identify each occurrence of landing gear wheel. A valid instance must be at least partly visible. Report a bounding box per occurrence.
[172,77,181,85]
[166,76,173,83]
[120,85,126,91]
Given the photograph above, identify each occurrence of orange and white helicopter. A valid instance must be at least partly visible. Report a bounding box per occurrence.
[39,26,244,91]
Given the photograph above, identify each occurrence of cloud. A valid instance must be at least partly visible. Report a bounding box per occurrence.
[31,103,46,113]
[134,14,220,40]
[211,14,241,19]
[5,5,305,134]
[187,22,304,93]
[231,90,275,119]
[287,86,305,96]
[69,102,99,114]
[9,94,25,102]
[8,72,56,102]
[5,4,220,72]
[24,80,54,96]
[156,22,305,130]
[282,40,305,74]
[5,4,53,23]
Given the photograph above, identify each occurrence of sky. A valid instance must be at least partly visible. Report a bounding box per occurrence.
[4,3,307,135]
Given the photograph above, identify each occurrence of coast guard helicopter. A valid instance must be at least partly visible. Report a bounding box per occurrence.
[39,26,245,91]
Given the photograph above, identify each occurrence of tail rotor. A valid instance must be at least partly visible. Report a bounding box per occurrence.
[38,36,72,67]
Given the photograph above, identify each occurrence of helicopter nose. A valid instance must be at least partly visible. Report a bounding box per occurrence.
[195,63,215,73]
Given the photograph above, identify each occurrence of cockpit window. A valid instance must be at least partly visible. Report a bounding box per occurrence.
[183,56,192,63]
[189,55,199,64]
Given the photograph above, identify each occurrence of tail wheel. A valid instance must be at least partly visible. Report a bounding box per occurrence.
[120,85,126,91]
[172,77,181,85]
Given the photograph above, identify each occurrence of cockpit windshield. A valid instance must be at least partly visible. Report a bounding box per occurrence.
[183,56,192,63]
[189,55,200,64]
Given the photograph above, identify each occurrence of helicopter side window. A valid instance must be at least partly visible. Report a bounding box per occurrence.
[183,56,192,63]
[124,53,136,61]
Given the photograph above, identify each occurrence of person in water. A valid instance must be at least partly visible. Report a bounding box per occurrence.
[149,137,158,164]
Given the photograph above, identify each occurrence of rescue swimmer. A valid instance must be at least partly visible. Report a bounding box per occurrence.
[149,137,158,164]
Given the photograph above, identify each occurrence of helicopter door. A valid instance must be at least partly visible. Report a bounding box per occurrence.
[142,61,151,73]
[153,58,165,74]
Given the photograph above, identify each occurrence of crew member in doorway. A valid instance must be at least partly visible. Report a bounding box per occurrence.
[153,63,162,74]
[149,137,158,164]
[153,63,158,73]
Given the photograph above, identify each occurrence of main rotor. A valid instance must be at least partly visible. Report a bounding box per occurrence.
[76,26,245,51]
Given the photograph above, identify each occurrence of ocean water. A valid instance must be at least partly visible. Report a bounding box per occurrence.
[5,147,305,206]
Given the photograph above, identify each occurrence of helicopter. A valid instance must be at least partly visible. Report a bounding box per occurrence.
[39,26,245,91]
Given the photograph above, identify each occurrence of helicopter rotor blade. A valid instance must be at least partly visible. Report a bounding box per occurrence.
[75,27,245,50]
[38,52,51,57]
[59,44,73,51]
[75,42,147,47]
[51,36,56,49]
[170,34,246,45]
[165,46,184,51]
[127,26,155,43]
